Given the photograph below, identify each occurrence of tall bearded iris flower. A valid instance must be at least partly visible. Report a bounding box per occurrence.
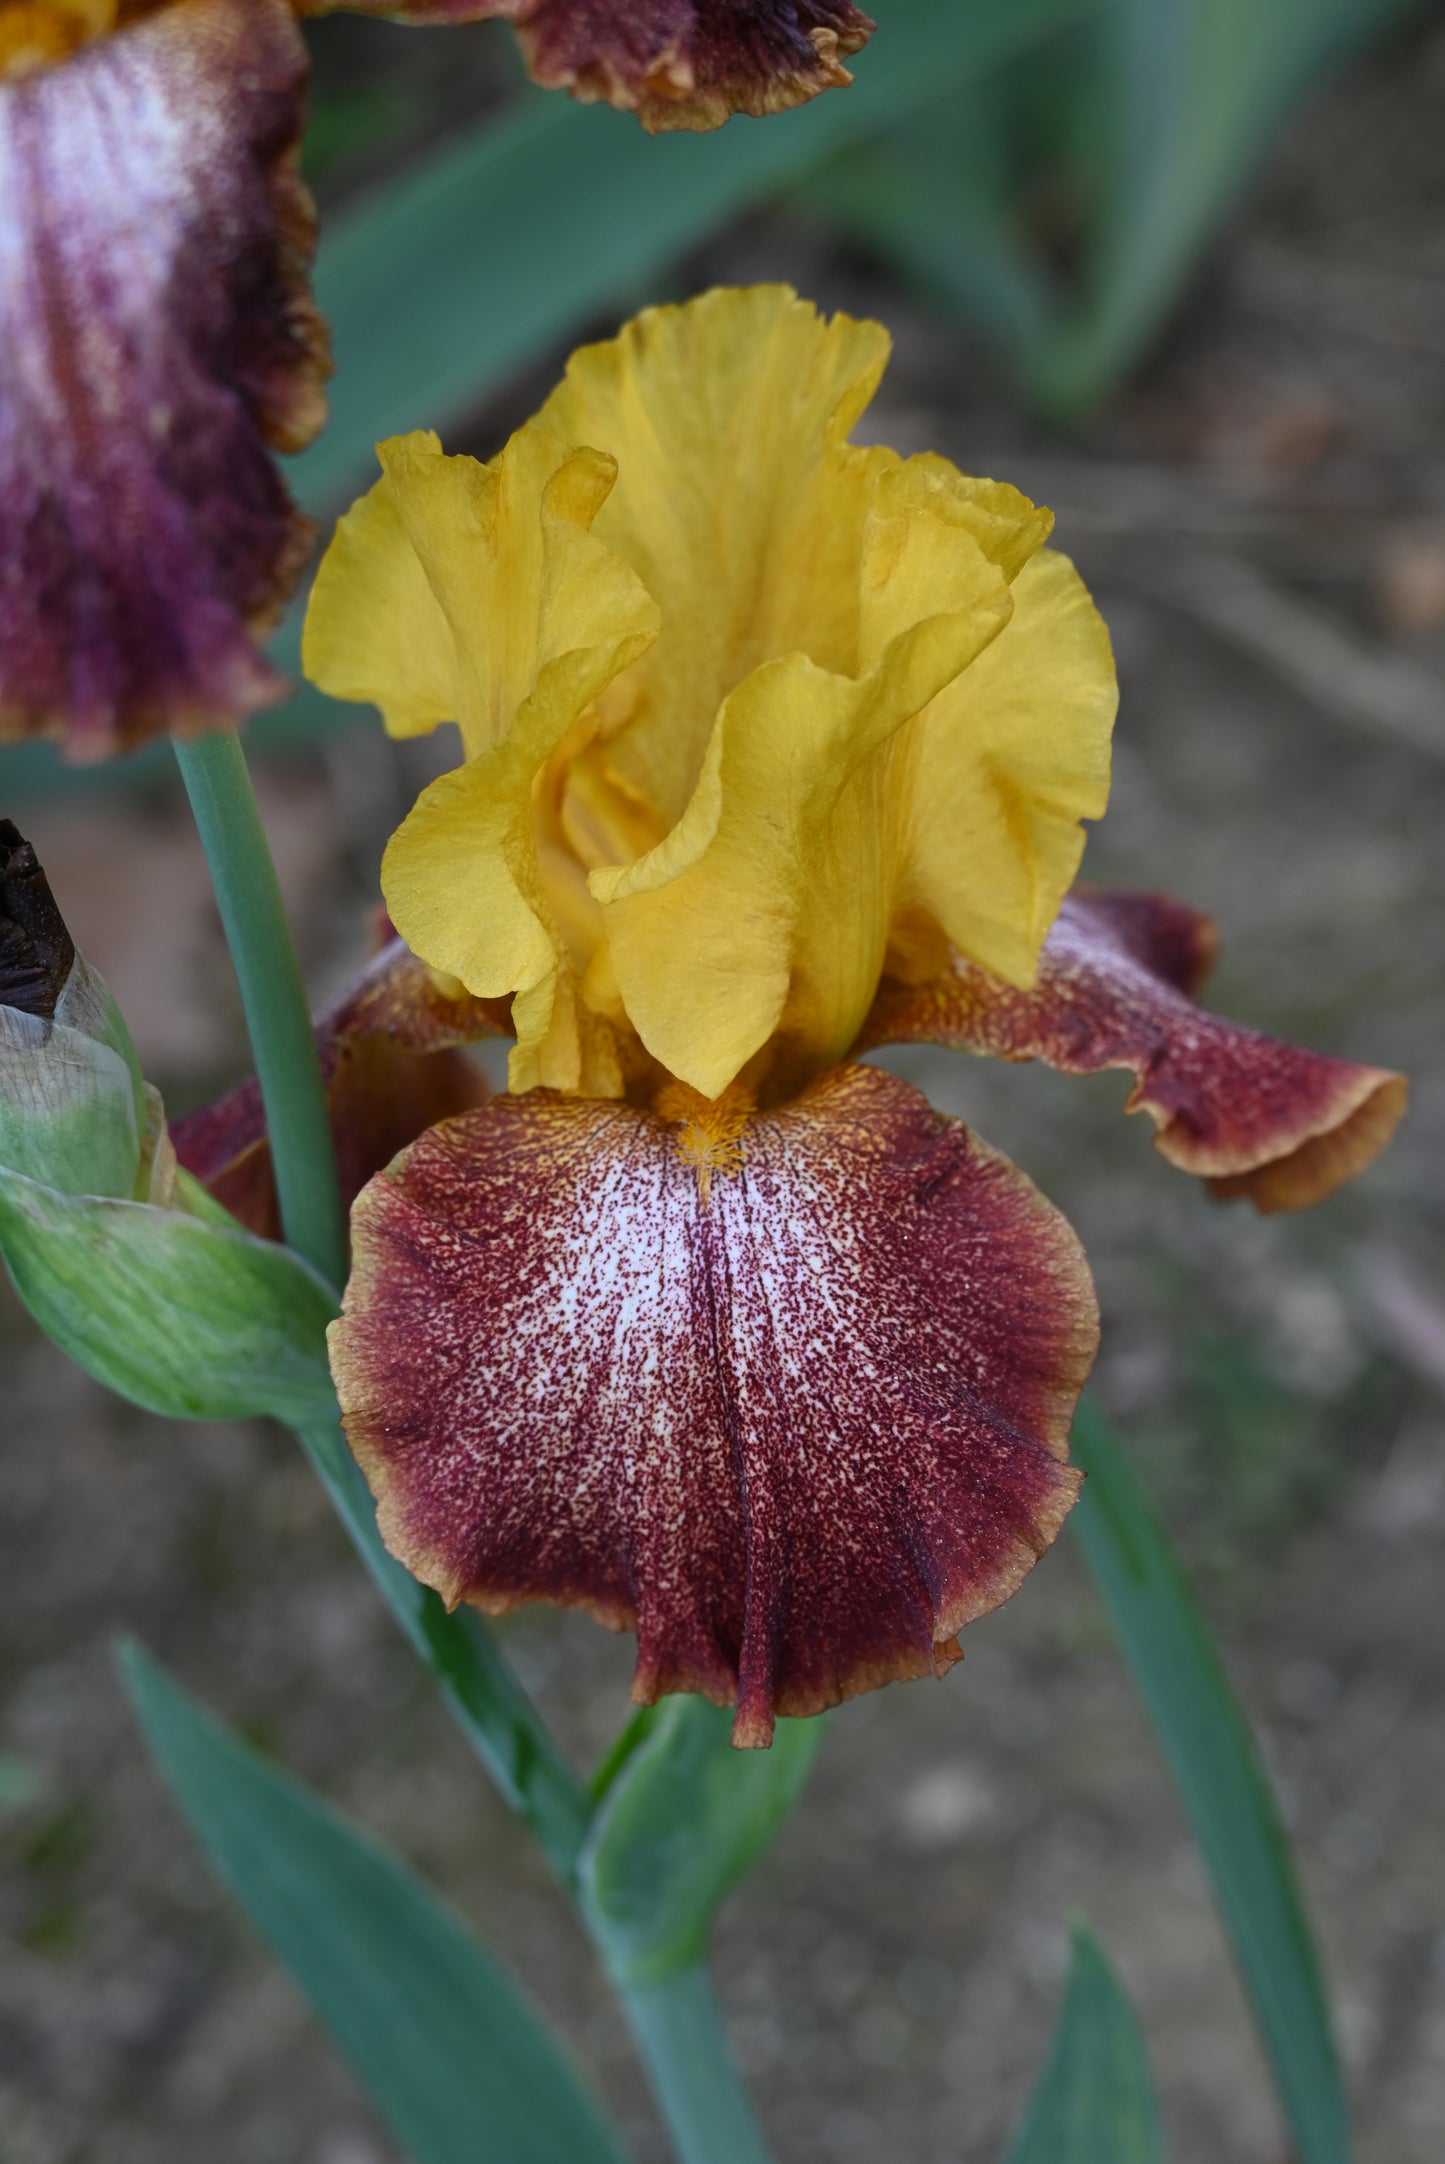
[302,287,1404,1746]
[0,2,871,760]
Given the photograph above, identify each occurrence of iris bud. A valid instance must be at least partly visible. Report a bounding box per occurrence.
[0,821,336,1425]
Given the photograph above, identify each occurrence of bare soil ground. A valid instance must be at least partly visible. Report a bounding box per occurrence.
[3,16,1443,2163]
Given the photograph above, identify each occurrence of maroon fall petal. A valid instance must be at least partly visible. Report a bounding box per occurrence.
[0,0,330,758]
[859,887,1406,1214]
[172,936,503,1239]
[331,1063,1098,1746]
[504,0,874,132]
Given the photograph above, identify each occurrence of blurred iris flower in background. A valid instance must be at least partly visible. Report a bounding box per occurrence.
[0,0,873,759]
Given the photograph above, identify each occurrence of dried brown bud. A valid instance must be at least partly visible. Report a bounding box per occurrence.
[0,820,75,1020]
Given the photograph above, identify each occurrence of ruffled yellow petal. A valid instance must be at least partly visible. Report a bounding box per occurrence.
[592,476,1017,1098]
[380,643,661,1099]
[307,425,659,1096]
[381,732,633,1098]
[307,290,1117,1105]
[901,545,1116,987]
[302,425,654,761]
[535,285,893,829]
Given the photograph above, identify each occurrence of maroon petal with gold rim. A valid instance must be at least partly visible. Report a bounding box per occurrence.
[331,1062,1097,1746]
[503,0,874,133]
[0,0,328,757]
[172,936,504,1240]
[860,888,1406,1214]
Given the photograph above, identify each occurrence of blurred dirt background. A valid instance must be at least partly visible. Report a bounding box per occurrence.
[3,13,1445,2164]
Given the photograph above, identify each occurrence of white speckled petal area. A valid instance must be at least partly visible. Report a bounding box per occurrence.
[0,0,328,756]
[331,1063,1098,1745]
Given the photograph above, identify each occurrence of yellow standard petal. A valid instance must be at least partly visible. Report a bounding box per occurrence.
[303,424,653,758]
[591,461,1019,1098]
[307,288,1118,1104]
[305,424,660,1095]
[547,290,1116,1096]
[534,285,894,830]
[900,543,1115,986]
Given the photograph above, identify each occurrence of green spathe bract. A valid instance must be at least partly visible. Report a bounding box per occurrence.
[582,1696,824,1986]
[0,1167,337,1426]
[580,1696,823,2164]
[0,956,147,1199]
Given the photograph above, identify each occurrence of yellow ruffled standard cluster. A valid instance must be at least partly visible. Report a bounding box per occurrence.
[304,286,1118,1103]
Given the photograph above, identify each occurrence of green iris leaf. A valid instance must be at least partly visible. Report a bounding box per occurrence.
[1071,1396,1349,2164]
[120,1643,629,2164]
[1005,1920,1163,2164]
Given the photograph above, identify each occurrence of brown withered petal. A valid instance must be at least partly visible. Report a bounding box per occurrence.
[500,0,875,133]
[0,820,75,1021]
[860,888,1406,1214]
[0,0,329,758]
[172,936,504,1239]
[331,1063,1097,1746]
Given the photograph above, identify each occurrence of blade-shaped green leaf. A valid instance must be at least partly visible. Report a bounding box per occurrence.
[1070,1396,1348,2164]
[1037,0,1425,409]
[1005,1920,1163,2164]
[580,1697,822,1985]
[120,1642,628,2164]
[0,1168,337,1426]
[806,75,1059,365]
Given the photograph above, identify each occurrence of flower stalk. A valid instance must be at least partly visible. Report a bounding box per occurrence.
[171,728,346,1289]
[618,1967,775,2164]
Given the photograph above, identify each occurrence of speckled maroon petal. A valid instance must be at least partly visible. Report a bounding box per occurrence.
[860,888,1406,1214]
[172,936,503,1240]
[503,0,874,132]
[0,0,330,758]
[332,1063,1097,1745]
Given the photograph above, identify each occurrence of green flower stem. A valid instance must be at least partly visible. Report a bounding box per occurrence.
[616,1967,774,2164]
[171,729,346,1289]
